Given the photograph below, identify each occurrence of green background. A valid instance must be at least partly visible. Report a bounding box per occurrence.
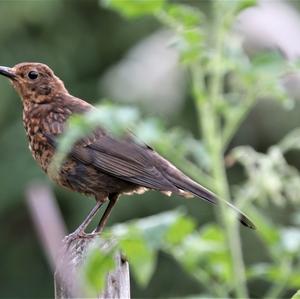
[0,1,298,297]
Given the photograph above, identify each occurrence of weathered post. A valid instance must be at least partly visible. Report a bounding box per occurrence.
[26,182,130,299]
[54,238,130,299]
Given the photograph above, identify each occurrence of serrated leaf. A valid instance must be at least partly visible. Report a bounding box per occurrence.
[166,4,203,28]
[120,234,156,287]
[251,51,285,73]
[84,248,116,294]
[165,215,196,245]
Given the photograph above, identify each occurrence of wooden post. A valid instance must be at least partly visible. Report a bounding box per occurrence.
[25,182,130,299]
[54,238,130,299]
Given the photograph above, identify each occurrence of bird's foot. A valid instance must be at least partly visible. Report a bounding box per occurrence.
[63,230,100,247]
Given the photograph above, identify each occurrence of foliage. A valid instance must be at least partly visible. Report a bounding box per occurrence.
[292,290,300,299]
[70,0,300,298]
[84,244,116,294]
[102,0,164,18]
[0,0,299,298]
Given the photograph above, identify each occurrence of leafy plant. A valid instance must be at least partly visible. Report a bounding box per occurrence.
[54,0,300,298]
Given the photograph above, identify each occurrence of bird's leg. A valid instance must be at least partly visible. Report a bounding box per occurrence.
[63,200,104,244]
[94,193,119,234]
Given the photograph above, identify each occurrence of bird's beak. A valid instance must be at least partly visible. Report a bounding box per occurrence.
[0,66,16,80]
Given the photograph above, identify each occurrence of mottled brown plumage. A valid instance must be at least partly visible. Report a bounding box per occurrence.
[0,62,255,239]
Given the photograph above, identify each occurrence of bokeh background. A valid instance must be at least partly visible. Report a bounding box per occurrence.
[0,0,300,298]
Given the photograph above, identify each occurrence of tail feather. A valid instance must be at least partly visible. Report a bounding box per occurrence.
[164,171,256,229]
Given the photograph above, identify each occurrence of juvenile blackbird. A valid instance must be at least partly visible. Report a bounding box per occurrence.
[0,63,255,239]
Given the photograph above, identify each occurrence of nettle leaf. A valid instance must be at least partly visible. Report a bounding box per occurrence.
[109,210,187,287]
[251,51,285,72]
[167,224,231,285]
[231,145,300,206]
[91,104,140,135]
[165,4,204,28]
[83,247,116,294]
[161,5,204,64]
[101,0,165,18]
[120,232,157,287]
[165,215,196,245]
[237,51,291,106]
[134,118,164,145]
[131,209,187,249]
[170,28,204,64]
[182,29,203,47]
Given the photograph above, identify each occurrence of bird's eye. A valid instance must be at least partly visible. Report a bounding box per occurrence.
[28,71,39,80]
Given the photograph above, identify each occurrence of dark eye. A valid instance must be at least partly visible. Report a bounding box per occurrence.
[28,71,39,80]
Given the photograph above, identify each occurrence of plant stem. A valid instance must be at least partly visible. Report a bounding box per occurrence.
[222,89,258,149]
[191,4,249,297]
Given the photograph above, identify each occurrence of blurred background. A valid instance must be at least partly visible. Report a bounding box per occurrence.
[0,0,300,298]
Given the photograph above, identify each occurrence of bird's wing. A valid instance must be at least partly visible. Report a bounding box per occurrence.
[46,117,255,229]
[72,134,181,192]
[45,119,180,192]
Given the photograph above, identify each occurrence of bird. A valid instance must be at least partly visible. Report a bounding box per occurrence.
[0,62,255,241]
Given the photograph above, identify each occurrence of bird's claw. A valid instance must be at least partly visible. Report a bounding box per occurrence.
[63,230,100,247]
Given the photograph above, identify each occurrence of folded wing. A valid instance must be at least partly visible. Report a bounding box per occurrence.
[45,118,255,229]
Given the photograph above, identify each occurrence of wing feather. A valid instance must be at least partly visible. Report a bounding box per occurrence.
[71,135,180,192]
[44,114,255,229]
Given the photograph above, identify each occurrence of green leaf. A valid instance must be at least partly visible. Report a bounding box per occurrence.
[83,247,116,294]
[101,0,165,18]
[111,209,189,248]
[108,210,189,287]
[177,29,204,64]
[251,51,285,73]
[168,225,232,286]
[165,4,203,28]
[120,232,157,287]
[235,0,257,13]
[290,274,300,289]
[165,215,196,245]
[214,0,256,16]
[292,290,300,299]
[249,263,300,289]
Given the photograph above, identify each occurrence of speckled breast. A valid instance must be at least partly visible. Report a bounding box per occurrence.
[23,114,55,172]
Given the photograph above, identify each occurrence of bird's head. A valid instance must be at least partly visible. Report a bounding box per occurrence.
[0,62,67,103]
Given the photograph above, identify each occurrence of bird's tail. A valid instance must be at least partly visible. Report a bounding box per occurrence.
[163,171,256,229]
